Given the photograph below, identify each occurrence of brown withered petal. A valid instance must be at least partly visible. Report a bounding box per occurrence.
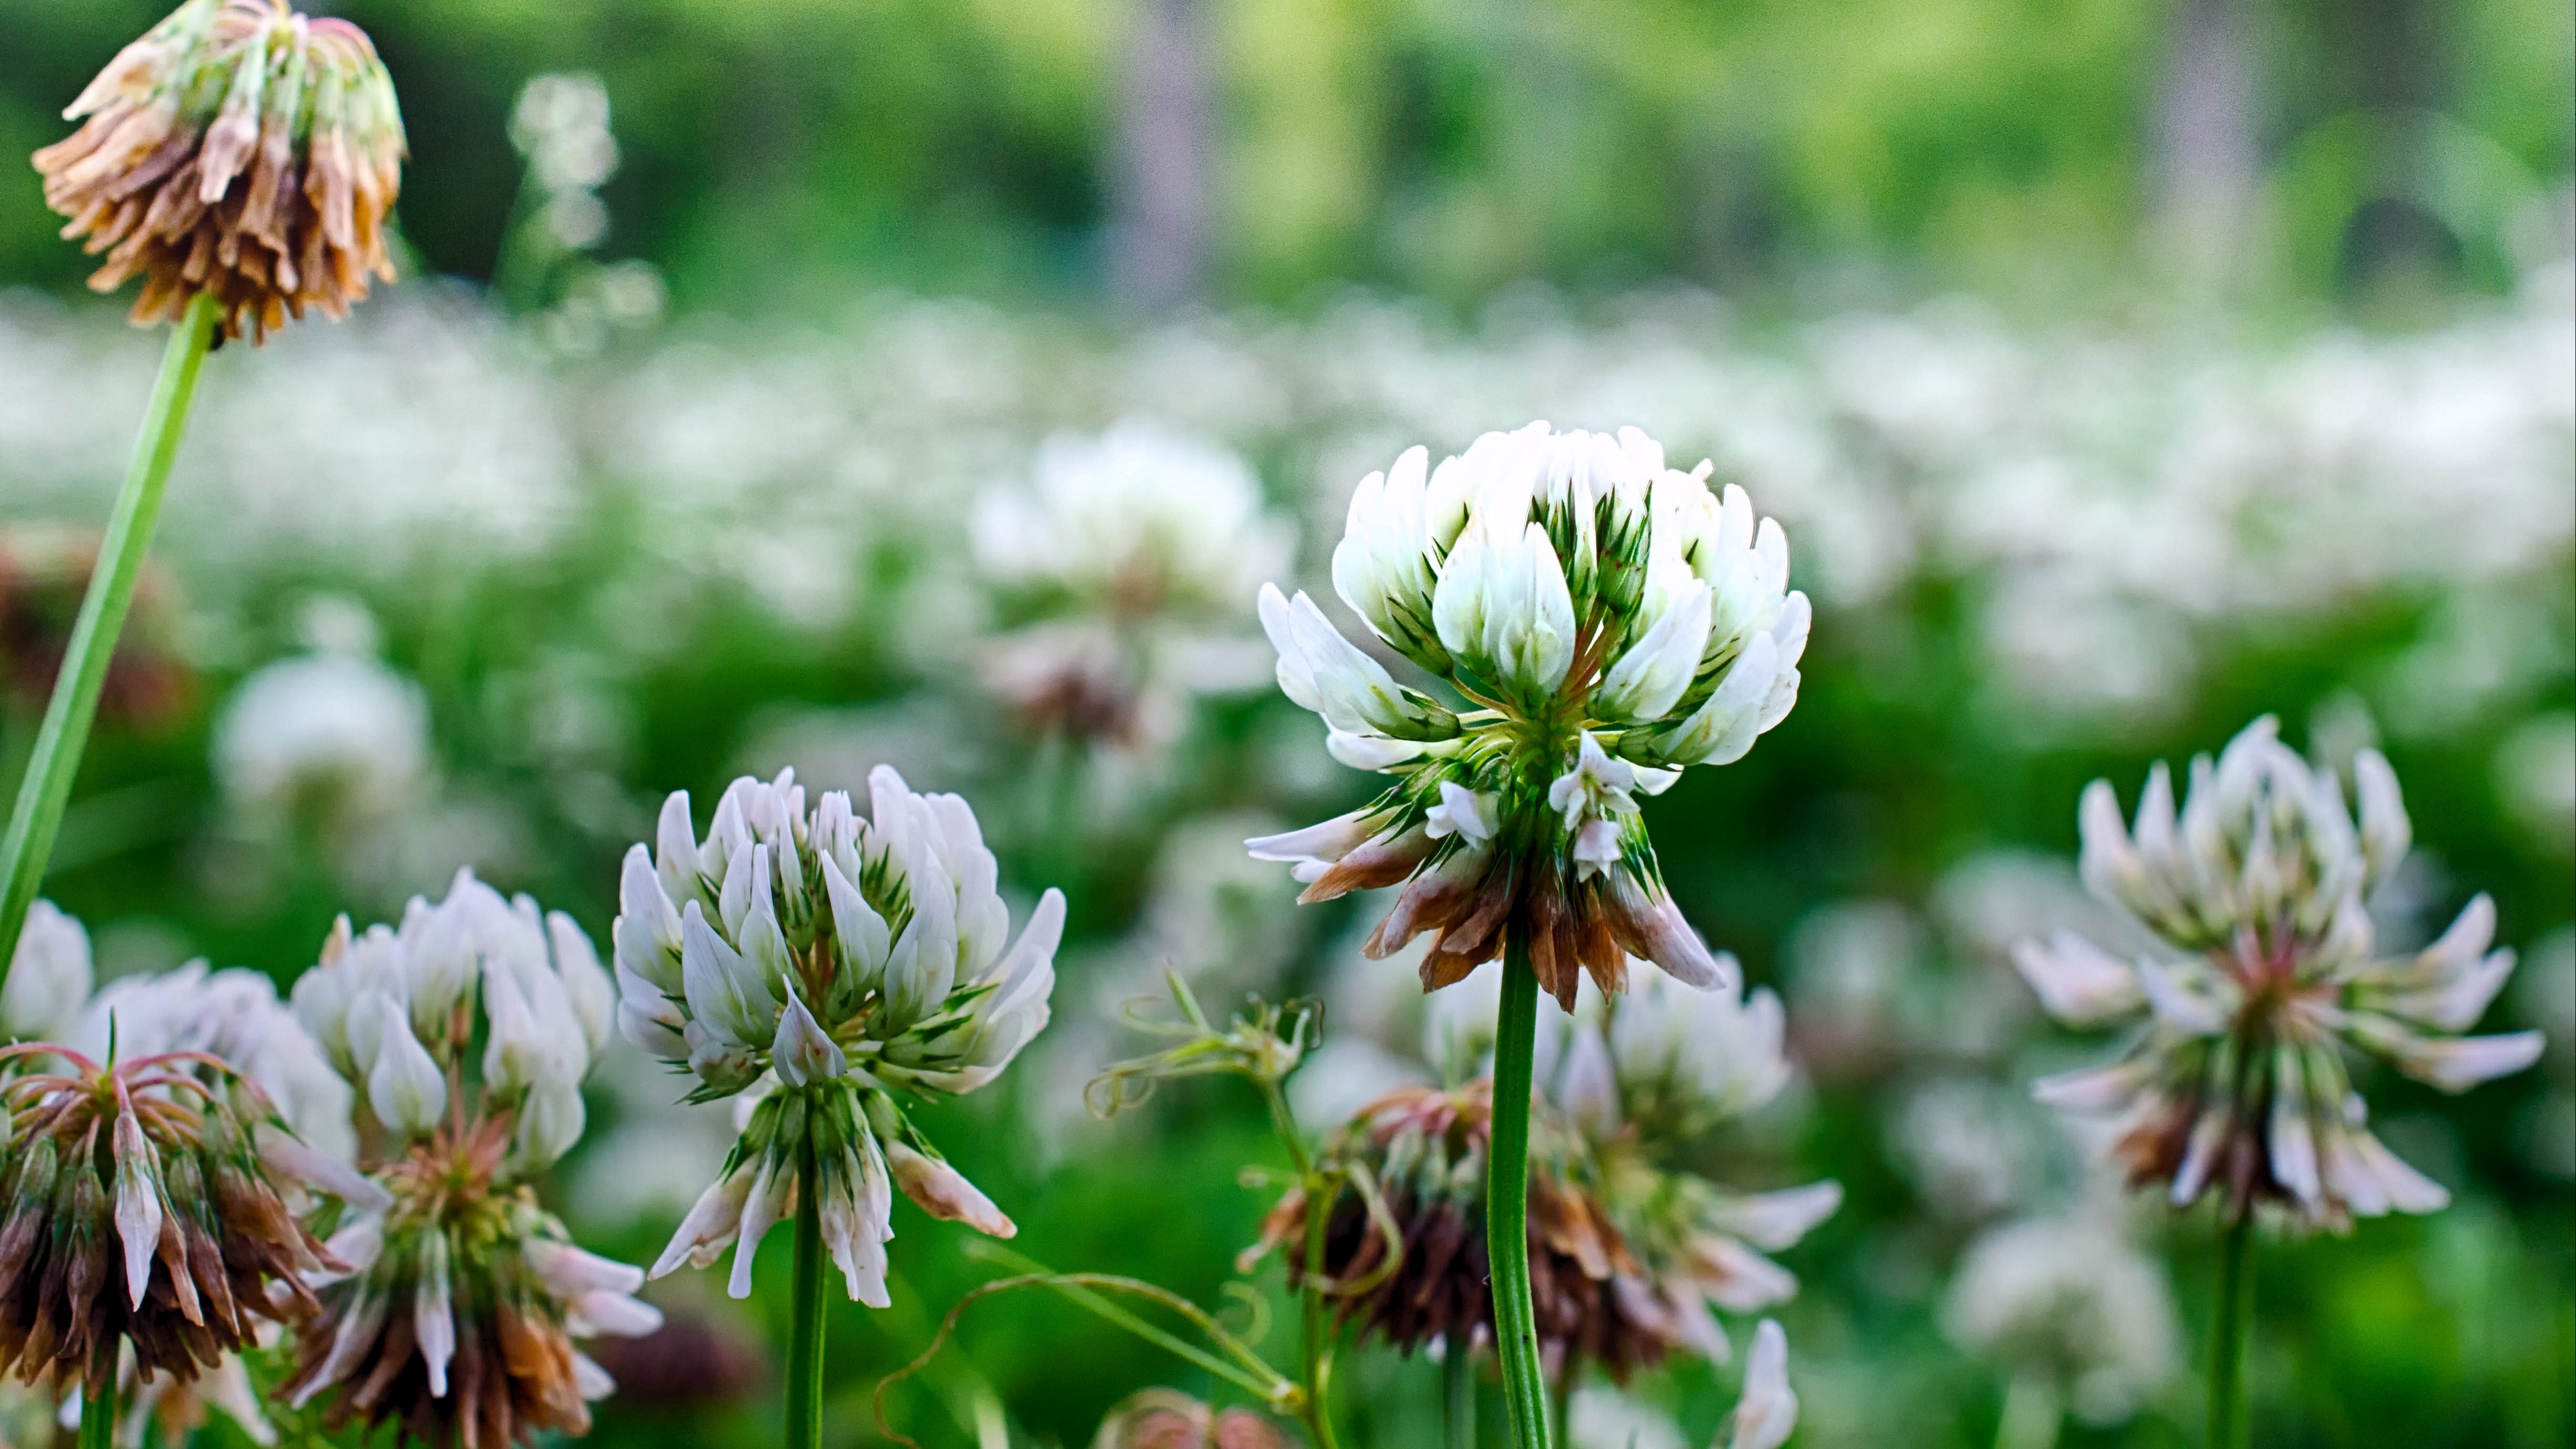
[0,1046,337,1398]
[1254,1082,1687,1384]
[32,0,407,343]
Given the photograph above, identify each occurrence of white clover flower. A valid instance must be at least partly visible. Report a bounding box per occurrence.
[616,766,1061,1304]
[971,422,1291,752]
[975,421,1291,621]
[2022,716,2546,1229]
[212,649,431,833]
[280,870,649,1442]
[1942,1209,2183,1425]
[1,900,94,1044]
[1252,423,1809,1008]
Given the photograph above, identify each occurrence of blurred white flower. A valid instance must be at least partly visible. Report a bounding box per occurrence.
[976,421,1288,621]
[1943,1208,2183,1425]
[971,422,1290,755]
[213,651,430,835]
[1567,1386,1686,1449]
[2025,717,2545,1230]
[1,900,93,1043]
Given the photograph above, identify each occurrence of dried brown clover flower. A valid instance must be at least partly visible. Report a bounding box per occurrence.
[0,1042,366,1399]
[32,0,406,342]
[1244,1081,1678,1381]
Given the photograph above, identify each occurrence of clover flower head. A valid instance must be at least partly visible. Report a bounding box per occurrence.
[1249,423,1808,1008]
[280,871,653,1448]
[1941,1208,2182,1426]
[2020,717,2547,1229]
[973,423,1292,749]
[615,767,1061,1305]
[0,1028,366,1401]
[1256,965,1837,1381]
[32,0,406,341]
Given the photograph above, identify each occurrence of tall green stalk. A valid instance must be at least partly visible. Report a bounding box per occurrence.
[1486,944,1552,1449]
[0,293,217,980]
[78,1377,117,1449]
[788,1135,829,1449]
[2206,1212,2256,1449]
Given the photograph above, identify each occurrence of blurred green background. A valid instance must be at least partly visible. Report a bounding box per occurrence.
[0,1,2569,1446]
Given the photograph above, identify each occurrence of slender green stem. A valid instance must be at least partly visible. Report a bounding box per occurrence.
[787,1136,828,1449]
[0,293,216,981]
[1299,1167,1343,1449]
[2206,1211,2256,1449]
[1444,1340,1476,1449]
[1486,943,1552,1449]
[1995,1373,2061,1449]
[78,1374,116,1449]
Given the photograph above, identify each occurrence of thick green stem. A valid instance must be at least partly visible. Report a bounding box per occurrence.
[1444,1338,1476,1449]
[2206,1211,2256,1449]
[79,1375,116,1449]
[1486,944,1552,1449]
[788,1138,828,1449]
[0,293,216,981]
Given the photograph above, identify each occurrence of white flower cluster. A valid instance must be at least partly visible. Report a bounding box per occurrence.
[1941,1208,2182,1424]
[281,871,654,1429]
[970,421,1289,751]
[212,649,432,836]
[2023,717,2545,1227]
[615,767,1059,1303]
[974,421,1290,622]
[293,867,614,1172]
[1253,423,1807,1006]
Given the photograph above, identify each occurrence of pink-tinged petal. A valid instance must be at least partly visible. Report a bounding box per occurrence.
[1727,1319,1799,1449]
[888,1142,1016,1238]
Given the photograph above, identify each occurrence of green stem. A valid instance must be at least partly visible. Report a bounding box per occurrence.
[1444,1338,1476,1449]
[788,1136,828,1449]
[0,293,216,981]
[2206,1210,2256,1449]
[1486,943,1552,1449]
[79,1373,116,1449]
[1299,1168,1342,1449]
[1995,1373,2061,1449]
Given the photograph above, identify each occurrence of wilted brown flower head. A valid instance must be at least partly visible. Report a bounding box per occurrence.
[0,1042,362,1398]
[1091,1388,1289,1449]
[32,0,406,342]
[1244,1081,1682,1383]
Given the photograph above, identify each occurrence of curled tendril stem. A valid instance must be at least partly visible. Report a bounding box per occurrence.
[874,1254,1299,1449]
